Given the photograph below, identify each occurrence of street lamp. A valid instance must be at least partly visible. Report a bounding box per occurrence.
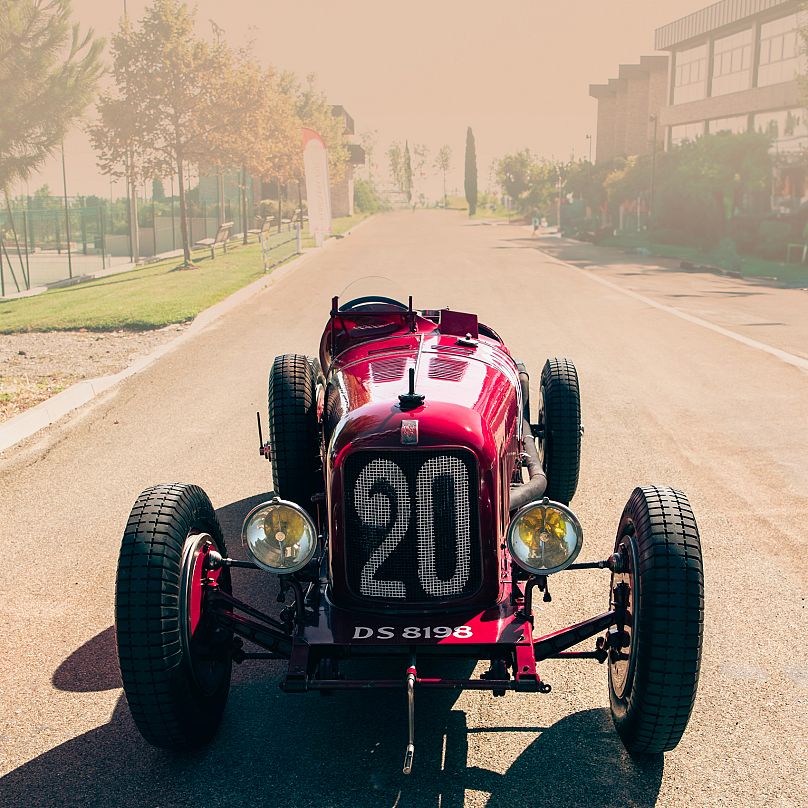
[585,133,592,164]
[649,115,659,227]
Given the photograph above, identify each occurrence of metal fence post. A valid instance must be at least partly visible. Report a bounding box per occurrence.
[99,206,107,270]
[22,209,30,289]
[296,222,302,254]
[80,208,87,255]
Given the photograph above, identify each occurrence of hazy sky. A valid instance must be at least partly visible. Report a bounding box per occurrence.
[22,0,712,199]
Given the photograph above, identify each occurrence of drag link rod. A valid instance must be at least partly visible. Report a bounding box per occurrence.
[566,553,623,571]
[403,657,416,774]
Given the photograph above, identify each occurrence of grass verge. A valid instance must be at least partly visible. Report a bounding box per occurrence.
[0,214,370,333]
[601,232,808,287]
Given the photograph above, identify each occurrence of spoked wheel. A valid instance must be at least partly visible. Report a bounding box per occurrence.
[608,486,704,756]
[537,357,581,504]
[116,484,233,750]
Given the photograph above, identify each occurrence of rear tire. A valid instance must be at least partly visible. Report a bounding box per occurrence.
[537,357,581,504]
[609,486,704,755]
[115,483,232,750]
[268,354,321,509]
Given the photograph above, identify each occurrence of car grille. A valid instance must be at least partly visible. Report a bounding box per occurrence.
[343,450,481,604]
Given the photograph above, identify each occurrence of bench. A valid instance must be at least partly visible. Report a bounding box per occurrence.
[786,242,808,264]
[247,217,275,242]
[194,221,233,259]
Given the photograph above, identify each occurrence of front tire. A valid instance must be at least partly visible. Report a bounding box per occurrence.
[115,483,232,750]
[537,357,581,504]
[609,486,704,755]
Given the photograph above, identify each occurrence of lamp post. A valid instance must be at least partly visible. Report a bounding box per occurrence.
[649,114,659,227]
[61,142,73,279]
[586,133,592,164]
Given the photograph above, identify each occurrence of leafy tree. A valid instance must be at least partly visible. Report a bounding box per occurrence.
[91,0,252,266]
[354,177,388,213]
[152,178,166,202]
[403,141,413,203]
[563,159,609,214]
[360,129,378,182]
[0,0,102,193]
[464,127,477,216]
[434,145,452,205]
[281,72,348,186]
[605,132,770,245]
[495,149,536,206]
[387,141,403,192]
[212,57,299,240]
[493,150,561,215]
[411,143,429,199]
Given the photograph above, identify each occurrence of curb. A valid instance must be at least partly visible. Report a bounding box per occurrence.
[0,221,372,455]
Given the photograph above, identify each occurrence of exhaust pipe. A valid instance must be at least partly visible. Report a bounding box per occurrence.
[509,417,547,512]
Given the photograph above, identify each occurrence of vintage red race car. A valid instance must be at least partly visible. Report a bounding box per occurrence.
[115,283,704,772]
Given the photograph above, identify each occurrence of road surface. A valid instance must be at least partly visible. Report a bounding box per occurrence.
[1,211,806,807]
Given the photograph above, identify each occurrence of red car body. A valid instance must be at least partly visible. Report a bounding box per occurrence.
[115,291,704,769]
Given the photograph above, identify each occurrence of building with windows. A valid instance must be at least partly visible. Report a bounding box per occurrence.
[589,56,669,163]
[655,0,807,207]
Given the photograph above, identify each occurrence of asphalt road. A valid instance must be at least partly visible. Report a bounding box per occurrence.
[1,211,806,808]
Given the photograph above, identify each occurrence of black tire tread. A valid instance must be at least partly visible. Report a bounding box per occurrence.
[267,354,319,507]
[611,485,704,755]
[541,357,581,503]
[115,483,230,750]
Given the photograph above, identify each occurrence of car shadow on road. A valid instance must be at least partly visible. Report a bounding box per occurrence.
[0,687,662,808]
[3,493,663,807]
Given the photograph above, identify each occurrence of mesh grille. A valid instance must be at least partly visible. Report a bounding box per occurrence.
[344,450,481,603]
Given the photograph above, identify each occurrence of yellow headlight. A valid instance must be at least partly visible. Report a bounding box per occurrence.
[242,499,318,573]
[507,500,583,575]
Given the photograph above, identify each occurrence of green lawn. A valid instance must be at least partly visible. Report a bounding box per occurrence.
[442,196,522,221]
[0,215,370,333]
[601,232,808,287]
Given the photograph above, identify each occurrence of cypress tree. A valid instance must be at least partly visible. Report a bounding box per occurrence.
[464,127,478,216]
[403,140,413,204]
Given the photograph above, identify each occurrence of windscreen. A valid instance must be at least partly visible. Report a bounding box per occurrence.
[338,276,409,311]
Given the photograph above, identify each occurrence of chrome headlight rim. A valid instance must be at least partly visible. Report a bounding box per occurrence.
[507,498,584,575]
[241,497,318,574]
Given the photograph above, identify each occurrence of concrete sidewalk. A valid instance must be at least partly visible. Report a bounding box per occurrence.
[531,233,808,362]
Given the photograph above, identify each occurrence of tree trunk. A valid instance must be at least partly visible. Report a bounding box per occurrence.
[241,166,249,246]
[277,178,282,234]
[176,149,192,266]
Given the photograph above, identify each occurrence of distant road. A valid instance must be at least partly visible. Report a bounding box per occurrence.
[1,211,806,807]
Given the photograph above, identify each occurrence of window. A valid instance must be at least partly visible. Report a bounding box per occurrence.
[758,13,804,87]
[708,115,749,134]
[711,28,753,96]
[673,43,708,104]
[670,122,705,146]
[754,108,808,153]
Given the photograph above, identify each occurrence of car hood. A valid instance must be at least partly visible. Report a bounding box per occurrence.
[325,333,521,460]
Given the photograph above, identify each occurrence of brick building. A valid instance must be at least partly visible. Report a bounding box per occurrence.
[656,0,807,208]
[329,106,366,218]
[589,56,669,163]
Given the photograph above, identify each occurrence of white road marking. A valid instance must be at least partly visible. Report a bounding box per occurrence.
[543,253,808,373]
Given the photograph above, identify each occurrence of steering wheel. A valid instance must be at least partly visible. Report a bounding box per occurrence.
[339,295,408,312]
